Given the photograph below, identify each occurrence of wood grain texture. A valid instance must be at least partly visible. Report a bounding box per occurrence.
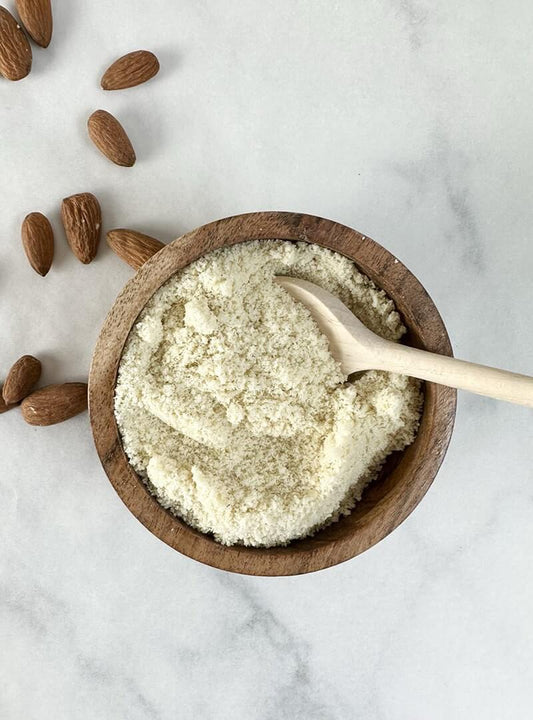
[89,212,456,576]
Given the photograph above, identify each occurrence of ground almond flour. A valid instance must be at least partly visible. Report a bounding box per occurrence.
[114,240,422,547]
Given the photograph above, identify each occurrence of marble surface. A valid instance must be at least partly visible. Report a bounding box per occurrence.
[1,1,533,717]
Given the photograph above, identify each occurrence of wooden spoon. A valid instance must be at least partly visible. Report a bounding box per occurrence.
[275,276,533,408]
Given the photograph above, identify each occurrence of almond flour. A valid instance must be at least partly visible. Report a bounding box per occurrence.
[114,240,422,547]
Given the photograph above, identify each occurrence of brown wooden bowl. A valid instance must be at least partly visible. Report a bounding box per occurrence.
[89,212,456,576]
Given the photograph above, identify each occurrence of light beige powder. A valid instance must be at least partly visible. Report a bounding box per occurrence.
[114,240,422,547]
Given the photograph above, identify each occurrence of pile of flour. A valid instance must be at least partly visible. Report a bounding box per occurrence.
[114,240,422,547]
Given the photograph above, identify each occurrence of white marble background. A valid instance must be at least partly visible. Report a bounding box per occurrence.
[1,1,532,717]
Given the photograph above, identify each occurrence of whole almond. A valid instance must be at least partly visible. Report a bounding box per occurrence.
[0,384,16,414]
[21,211,54,276]
[15,0,52,48]
[87,110,136,167]
[61,192,102,264]
[101,50,159,91]
[2,354,42,405]
[0,5,32,80]
[21,382,88,426]
[107,228,164,270]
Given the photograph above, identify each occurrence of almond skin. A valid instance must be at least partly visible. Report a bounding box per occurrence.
[21,211,54,276]
[2,354,42,404]
[15,0,52,48]
[87,110,136,167]
[0,384,16,414]
[61,192,102,264]
[101,50,159,91]
[21,382,88,426]
[107,228,164,270]
[0,5,32,80]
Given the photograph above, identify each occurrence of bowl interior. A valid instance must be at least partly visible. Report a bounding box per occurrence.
[89,212,456,576]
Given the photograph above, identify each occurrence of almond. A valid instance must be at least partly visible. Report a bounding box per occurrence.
[0,5,32,80]
[107,228,164,270]
[61,192,102,264]
[0,384,16,414]
[2,354,42,404]
[15,0,52,48]
[21,382,88,426]
[101,50,159,91]
[21,211,54,276]
[87,110,136,167]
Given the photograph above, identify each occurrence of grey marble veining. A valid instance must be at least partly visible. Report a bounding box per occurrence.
[1,1,532,718]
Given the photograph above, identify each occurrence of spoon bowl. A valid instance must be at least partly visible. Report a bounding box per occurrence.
[274,276,383,374]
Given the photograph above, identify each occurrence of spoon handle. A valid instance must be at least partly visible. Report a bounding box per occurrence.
[376,342,533,408]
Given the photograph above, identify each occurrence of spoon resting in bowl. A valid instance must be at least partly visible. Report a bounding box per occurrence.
[275,276,533,408]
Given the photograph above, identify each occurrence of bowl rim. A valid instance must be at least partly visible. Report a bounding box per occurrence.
[89,211,456,576]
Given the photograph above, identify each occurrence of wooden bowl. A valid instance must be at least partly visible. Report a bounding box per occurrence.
[89,212,456,576]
